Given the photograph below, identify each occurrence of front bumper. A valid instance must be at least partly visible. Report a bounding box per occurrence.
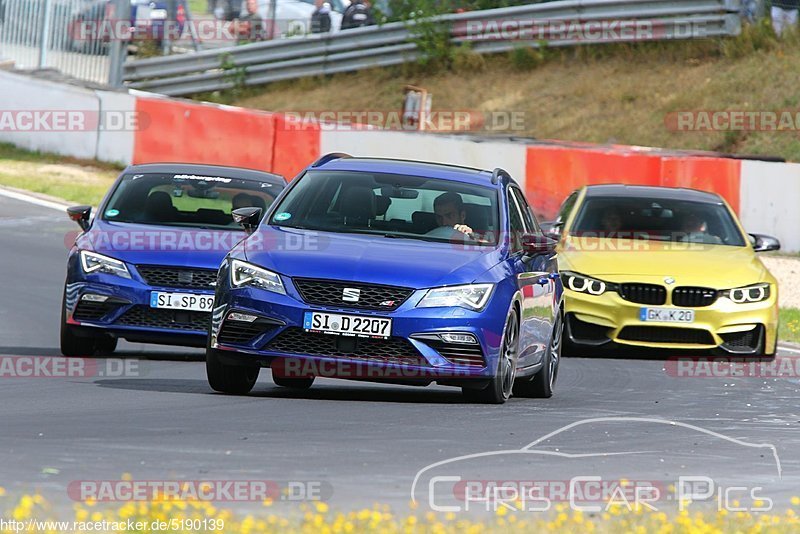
[211,279,512,383]
[564,286,778,354]
[65,273,213,347]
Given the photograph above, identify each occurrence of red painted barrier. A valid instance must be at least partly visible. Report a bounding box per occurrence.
[272,114,321,180]
[133,97,276,172]
[660,156,741,212]
[524,145,662,219]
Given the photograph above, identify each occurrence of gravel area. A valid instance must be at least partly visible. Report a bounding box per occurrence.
[762,256,800,309]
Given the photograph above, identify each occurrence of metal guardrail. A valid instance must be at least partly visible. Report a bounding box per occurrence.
[124,0,742,96]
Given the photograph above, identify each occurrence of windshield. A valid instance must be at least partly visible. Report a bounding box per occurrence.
[570,196,746,246]
[268,170,500,246]
[102,173,280,229]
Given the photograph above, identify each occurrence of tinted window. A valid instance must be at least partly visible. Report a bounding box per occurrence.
[557,191,578,225]
[570,196,746,246]
[507,189,527,252]
[103,173,279,229]
[511,187,541,234]
[269,171,499,246]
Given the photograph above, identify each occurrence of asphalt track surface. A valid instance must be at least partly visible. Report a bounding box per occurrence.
[1,192,799,515]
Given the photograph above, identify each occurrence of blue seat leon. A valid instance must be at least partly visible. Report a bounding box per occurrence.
[61,163,286,355]
[208,155,564,404]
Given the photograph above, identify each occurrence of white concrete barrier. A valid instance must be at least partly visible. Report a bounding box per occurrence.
[0,71,101,160]
[739,159,800,252]
[94,89,135,166]
[320,130,529,188]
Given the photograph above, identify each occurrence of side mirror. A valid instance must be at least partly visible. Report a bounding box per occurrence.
[232,207,262,234]
[750,233,780,253]
[540,219,564,235]
[521,233,558,255]
[67,205,91,231]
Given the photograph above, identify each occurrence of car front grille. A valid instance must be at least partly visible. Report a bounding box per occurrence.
[136,265,218,290]
[422,339,486,368]
[292,278,414,311]
[72,300,120,321]
[672,287,719,307]
[267,328,428,366]
[115,306,209,332]
[618,326,715,345]
[618,283,667,305]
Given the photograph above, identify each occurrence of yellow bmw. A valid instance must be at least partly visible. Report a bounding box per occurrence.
[549,185,780,356]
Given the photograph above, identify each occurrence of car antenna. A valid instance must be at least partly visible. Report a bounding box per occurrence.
[311,153,352,168]
[491,168,511,184]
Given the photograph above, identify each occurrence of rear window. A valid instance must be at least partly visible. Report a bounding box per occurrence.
[102,173,280,229]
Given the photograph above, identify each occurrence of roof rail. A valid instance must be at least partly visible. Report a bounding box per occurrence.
[491,167,511,184]
[311,153,352,168]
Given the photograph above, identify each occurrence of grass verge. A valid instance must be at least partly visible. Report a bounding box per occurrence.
[225,21,800,161]
[0,143,120,206]
[779,308,800,345]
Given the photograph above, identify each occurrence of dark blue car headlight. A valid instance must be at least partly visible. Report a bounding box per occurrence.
[416,283,494,311]
[79,250,131,279]
[230,259,286,295]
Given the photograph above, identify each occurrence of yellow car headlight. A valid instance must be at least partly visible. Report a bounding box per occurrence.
[722,283,771,304]
[561,271,615,296]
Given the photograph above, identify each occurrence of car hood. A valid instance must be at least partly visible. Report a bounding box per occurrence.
[75,220,243,270]
[244,227,504,289]
[559,236,771,286]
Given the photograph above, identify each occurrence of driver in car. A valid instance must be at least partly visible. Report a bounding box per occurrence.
[432,192,473,236]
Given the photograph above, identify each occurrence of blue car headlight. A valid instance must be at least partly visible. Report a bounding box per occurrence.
[722,283,771,304]
[417,283,494,311]
[79,250,131,279]
[230,259,286,295]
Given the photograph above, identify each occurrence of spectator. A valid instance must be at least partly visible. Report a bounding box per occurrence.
[233,0,267,43]
[772,0,799,36]
[310,0,332,34]
[341,0,376,30]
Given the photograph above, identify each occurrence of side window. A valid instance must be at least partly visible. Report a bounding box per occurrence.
[507,189,528,252]
[556,191,579,227]
[511,187,541,235]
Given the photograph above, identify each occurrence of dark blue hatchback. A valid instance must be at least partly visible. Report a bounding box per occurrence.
[61,163,285,355]
[209,155,564,403]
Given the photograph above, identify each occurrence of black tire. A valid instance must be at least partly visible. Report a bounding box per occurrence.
[95,336,118,355]
[60,294,97,357]
[206,347,259,395]
[272,375,315,389]
[462,308,519,404]
[514,312,562,399]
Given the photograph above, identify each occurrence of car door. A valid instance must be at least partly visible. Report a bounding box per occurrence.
[507,186,554,369]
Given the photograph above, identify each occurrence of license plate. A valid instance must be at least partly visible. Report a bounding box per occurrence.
[639,307,695,323]
[303,311,392,339]
[150,292,214,312]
